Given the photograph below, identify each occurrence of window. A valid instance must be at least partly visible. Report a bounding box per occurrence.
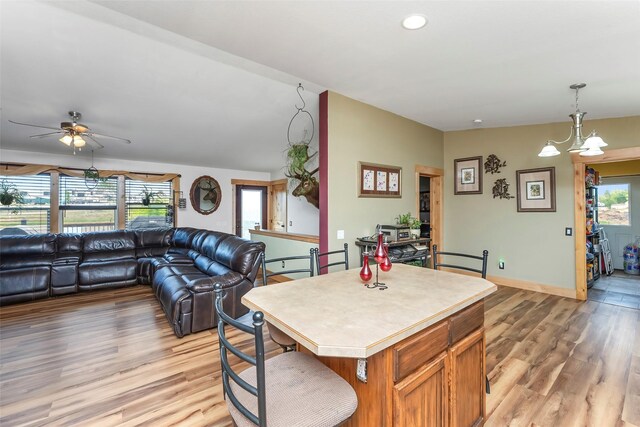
[597,183,630,226]
[59,175,118,233]
[125,179,173,229]
[0,174,51,236]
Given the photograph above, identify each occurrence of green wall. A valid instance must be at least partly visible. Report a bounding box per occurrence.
[443,115,640,290]
[326,92,444,268]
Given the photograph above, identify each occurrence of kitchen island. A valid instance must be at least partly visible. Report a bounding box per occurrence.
[242,263,497,426]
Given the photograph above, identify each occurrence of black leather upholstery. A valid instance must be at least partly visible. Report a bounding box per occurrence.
[0,227,265,338]
[0,234,56,304]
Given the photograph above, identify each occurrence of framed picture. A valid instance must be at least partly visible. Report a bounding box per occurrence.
[516,167,556,212]
[358,162,402,198]
[454,156,482,194]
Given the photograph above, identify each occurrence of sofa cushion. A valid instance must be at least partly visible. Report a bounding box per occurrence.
[78,259,137,289]
[134,228,174,258]
[0,234,57,269]
[0,266,50,302]
[83,230,136,252]
[171,227,200,249]
[57,233,83,257]
[214,237,266,276]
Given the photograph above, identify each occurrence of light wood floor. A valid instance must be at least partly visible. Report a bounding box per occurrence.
[0,285,638,426]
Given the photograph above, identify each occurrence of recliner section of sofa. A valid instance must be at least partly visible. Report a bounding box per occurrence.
[0,227,265,338]
[0,234,56,305]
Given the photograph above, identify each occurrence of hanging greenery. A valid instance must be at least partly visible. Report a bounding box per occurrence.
[0,179,25,213]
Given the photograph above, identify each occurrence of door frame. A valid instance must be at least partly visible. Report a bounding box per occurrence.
[572,147,640,300]
[415,165,444,255]
[232,180,269,237]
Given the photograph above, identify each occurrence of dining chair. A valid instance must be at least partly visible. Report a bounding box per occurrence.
[314,243,349,275]
[214,284,358,427]
[432,244,491,394]
[431,244,488,278]
[259,250,315,352]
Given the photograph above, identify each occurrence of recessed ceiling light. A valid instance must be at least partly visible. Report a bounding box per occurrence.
[402,14,427,30]
[473,119,483,124]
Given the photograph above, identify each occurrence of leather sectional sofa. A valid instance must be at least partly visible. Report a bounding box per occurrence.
[0,227,265,337]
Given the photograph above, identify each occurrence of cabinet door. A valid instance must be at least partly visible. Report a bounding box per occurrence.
[449,328,485,427]
[393,351,448,427]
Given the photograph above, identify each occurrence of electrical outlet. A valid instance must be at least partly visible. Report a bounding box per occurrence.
[499,259,505,269]
[337,230,345,240]
[289,221,292,226]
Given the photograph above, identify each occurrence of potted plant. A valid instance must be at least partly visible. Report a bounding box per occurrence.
[410,218,422,239]
[395,212,412,226]
[0,179,25,213]
[140,186,163,206]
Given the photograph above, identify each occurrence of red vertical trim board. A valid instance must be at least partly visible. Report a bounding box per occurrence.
[319,91,329,264]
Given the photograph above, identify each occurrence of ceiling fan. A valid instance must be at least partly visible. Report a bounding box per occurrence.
[9,111,132,154]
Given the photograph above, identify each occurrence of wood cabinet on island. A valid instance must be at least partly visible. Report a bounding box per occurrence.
[242,263,497,427]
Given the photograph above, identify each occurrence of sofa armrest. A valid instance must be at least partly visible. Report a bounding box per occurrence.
[186,272,243,292]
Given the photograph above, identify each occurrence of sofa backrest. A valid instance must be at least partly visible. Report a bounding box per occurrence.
[57,233,83,259]
[82,230,136,263]
[171,227,200,249]
[134,228,174,258]
[213,235,265,277]
[0,234,57,269]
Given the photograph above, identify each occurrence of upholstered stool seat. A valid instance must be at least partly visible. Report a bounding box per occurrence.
[228,351,357,427]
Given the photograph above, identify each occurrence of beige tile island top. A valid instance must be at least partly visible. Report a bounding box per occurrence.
[242,263,497,358]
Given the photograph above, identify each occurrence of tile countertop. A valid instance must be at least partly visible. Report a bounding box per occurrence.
[242,263,497,358]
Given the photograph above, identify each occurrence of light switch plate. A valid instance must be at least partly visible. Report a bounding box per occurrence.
[356,358,367,383]
[337,230,345,240]
[565,227,572,236]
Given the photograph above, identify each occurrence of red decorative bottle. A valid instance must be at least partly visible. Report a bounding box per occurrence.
[373,227,387,264]
[359,253,372,282]
[380,243,392,272]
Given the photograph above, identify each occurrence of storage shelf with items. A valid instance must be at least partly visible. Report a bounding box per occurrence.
[585,167,601,288]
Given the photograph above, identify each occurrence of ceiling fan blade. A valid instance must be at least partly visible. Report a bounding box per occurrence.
[29,131,64,138]
[8,120,61,131]
[86,132,132,144]
[84,134,105,149]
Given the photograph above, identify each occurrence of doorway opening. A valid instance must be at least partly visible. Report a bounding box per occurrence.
[415,165,444,260]
[235,185,267,239]
[584,161,640,309]
[573,147,640,301]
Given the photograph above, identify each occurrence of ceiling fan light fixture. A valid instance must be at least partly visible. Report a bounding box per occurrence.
[402,14,427,30]
[73,135,86,148]
[60,134,73,145]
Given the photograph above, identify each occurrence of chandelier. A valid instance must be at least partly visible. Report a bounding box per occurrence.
[538,83,607,157]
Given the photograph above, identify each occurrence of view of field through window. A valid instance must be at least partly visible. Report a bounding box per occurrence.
[598,183,630,226]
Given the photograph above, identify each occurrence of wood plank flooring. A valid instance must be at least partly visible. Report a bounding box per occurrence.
[0,285,638,426]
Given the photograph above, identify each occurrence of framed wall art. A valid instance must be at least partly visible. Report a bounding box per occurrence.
[454,156,482,195]
[358,162,402,198]
[516,167,556,212]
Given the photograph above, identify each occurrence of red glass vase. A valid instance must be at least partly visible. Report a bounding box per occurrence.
[373,232,387,264]
[359,253,373,282]
[380,243,392,272]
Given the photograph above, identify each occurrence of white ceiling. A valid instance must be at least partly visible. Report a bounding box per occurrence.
[1,1,639,172]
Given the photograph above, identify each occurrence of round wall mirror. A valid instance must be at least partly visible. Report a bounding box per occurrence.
[190,175,222,215]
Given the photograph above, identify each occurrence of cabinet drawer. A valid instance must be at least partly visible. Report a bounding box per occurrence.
[393,320,448,382]
[449,300,484,345]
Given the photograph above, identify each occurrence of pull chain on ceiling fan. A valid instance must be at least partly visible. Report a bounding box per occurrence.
[9,111,132,155]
